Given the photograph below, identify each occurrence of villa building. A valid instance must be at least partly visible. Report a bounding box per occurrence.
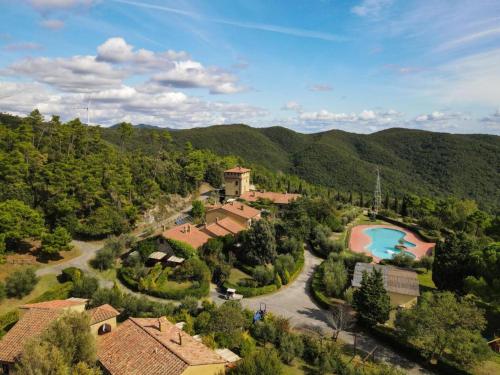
[223,166,300,204]
[0,298,119,374]
[352,263,420,308]
[159,223,213,251]
[223,167,251,197]
[98,316,227,375]
[205,201,261,228]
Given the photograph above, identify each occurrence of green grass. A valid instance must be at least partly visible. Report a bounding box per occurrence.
[228,268,252,284]
[0,274,60,315]
[418,271,436,289]
[96,268,117,282]
[282,359,309,375]
[473,354,500,375]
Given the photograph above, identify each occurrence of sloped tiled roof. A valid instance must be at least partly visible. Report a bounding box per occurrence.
[88,304,120,325]
[212,202,260,220]
[98,319,188,375]
[162,224,213,249]
[201,217,246,237]
[240,191,301,204]
[97,317,225,375]
[224,167,251,173]
[20,298,88,310]
[0,308,61,363]
[352,263,420,297]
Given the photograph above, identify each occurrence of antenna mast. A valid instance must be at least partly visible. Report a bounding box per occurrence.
[373,167,382,213]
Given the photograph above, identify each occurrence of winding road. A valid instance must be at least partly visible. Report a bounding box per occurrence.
[211,248,431,374]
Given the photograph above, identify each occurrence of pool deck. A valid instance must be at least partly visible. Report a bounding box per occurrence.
[349,224,435,263]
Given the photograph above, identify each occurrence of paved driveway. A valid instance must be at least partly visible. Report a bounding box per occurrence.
[212,249,432,374]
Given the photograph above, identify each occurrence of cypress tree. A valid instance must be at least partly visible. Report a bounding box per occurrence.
[353,269,390,326]
[384,192,390,209]
[359,192,364,207]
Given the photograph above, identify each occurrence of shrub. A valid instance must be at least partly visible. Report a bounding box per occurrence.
[31,282,73,303]
[179,296,199,316]
[274,273,282,289]
[0,282,6,302]
[132,238,157,261]
[6,268,39,298]
[322,260,348,298]
[252,266,274,287]
[41,227,72,256]
[71,275,99,298]
[60,267,82,283]
[90,247,115,271]
[167,239,197,259]
[278,332,304,364]
[227,348,282,375]
[387,252,415,269]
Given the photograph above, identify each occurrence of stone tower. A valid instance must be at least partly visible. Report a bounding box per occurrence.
[224,167,251,197]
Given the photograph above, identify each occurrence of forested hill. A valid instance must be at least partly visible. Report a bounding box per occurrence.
[158,124,499,210]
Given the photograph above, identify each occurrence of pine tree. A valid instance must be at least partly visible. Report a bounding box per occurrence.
[353,269,390,326]
[349,191,353,205]
[401,196,409,216]
[393,196,399,212]
[384,192,390,209]
[359,192,364,207]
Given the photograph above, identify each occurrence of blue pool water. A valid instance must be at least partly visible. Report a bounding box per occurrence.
[364,227,416,260]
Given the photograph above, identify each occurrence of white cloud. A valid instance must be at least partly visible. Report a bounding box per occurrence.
[281,101,302,111]
[3,42,43,52]
[27,0,95,11]
[436,26,500,52]
[151,60,243,94]
[308,84,333,92]
[40,19,65,29]
[7,55,125,92]
[351,0,393,17]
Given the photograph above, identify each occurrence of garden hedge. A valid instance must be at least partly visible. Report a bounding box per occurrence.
[222,281,277,297]
[166,238,197,259]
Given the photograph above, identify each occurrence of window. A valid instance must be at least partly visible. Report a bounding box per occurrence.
[98,323,112,335]
[235,180,239,186]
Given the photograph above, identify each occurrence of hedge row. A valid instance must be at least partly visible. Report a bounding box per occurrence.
[223,249,305,298]
[223,280,277,297]
[310,264,335,309]
[375,214,440,243]
[166,238,197,259]
[118,267,210,300]
[30,282,74,303]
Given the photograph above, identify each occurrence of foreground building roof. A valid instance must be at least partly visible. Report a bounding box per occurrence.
[20,297,88,311]
[87,304,120,325]
[98,317,225,375]
[162,223,213,249]
[352,263,420,297]
[224,167,251,174]
[0,308,62,363]
[240,191,301,204]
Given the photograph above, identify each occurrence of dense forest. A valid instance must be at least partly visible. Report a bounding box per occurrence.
[100,124,500,211]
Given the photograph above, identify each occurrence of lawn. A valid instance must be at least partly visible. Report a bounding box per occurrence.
[0,273,60,315]
[228,267,252,284]
[417,271,436,289]
[282,359,309,374]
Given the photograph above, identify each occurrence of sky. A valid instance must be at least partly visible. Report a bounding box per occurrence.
[0,0,500,134]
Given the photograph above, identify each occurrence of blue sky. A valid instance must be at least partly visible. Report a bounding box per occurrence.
[1,0,500,134]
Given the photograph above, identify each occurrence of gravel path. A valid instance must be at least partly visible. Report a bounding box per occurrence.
[211,248,432,374]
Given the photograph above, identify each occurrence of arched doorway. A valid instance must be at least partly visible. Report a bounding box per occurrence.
[98,323,112,335]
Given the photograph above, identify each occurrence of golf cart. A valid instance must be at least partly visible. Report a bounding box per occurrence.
[225,288,243,301]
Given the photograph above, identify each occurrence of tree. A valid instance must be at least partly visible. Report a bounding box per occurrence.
[71,274,99,298]
[90,247,115,271]
[395,292,490,367]
[116,122,133,152]
[16,340,69,375]
[327,304,354,342]
[41,226,72,256]
[353,269,390,326]
[229,348,283,375]
[433,232,476,293]
[16,312,100,374]
[242,220,277,265]
[207,301,247,348]
[0,200,44,251]
[322,260,348,297]
[5,268,39,298]
[0,282,6,302]
[191,200,205,222]
[278,333,303,364]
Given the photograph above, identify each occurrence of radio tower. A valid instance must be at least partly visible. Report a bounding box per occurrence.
[373,167,382,213]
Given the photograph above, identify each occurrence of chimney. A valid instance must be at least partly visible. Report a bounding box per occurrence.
[178,332,183,346]
[215,217,219,223]
[187,225,191,233]
[159,316,168,332]
[240,204,244,210]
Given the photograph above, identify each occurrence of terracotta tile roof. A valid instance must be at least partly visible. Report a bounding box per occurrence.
[131,318,225,366]
[352,263,420,297]
[215,202,261,220]
[20,298,88,310]
[240,191,301,204]
[162,224,213,249]
[98,317,225,375]
[201,217,246,237]
[88,304,120,325]
[97,319,188,375]
[224,167,251,173]
[0,308,61,363]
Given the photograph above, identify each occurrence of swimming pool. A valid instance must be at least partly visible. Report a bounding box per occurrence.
[363,227,416,260]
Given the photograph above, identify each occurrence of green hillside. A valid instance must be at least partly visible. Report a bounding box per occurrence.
[159,125,500,210]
